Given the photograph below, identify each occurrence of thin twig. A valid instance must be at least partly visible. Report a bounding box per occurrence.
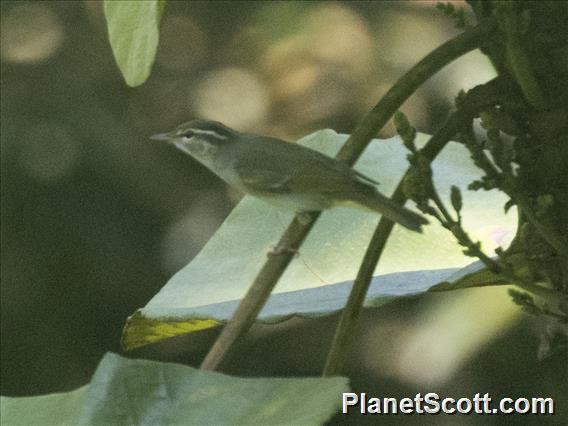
[428,185,502,274]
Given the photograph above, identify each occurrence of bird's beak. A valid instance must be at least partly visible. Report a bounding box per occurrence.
[150,132,172,142]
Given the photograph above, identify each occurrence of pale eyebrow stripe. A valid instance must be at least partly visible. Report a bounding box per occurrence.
[192,129,228,140]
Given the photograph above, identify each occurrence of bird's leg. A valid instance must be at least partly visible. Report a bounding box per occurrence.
[268,243,298,257]
[268,211,318,255]
[297,210,317,225]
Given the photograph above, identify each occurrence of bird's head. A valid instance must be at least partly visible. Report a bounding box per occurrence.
[151,119,238,159]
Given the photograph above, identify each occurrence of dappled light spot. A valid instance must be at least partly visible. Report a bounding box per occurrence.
[431,49,498,100]
[1,3,64,64]
[260,4,372,78]
[388,287,520,386]
[271,62,320,100]
[302,4,373,76]
[192,67,269,130]
[361,287,520,386]
[254,4,378,130]
[377,10,449,69]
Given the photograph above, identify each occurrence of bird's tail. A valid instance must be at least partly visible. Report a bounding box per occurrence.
[348,189,429,232]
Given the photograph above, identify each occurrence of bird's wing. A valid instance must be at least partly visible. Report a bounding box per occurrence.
[234,136,378,195]
[234,144,342,194]
[236,167,292,192]
[292,141,380,186]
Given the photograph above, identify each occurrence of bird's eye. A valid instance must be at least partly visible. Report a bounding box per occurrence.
[181,130,195,138]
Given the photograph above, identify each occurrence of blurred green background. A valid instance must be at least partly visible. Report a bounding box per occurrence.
[1,2,565,419]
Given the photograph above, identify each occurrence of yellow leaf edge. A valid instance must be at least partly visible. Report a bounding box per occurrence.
[121,311,223,350]
[121,309,333,350]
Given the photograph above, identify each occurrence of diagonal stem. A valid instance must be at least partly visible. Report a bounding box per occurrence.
[323,114,461,376]
[200,213,320,370]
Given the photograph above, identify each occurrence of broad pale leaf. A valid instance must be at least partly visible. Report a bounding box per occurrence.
[123,130,516,349]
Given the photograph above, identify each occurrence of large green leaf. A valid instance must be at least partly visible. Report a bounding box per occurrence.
[123,268,458,349]
[1,353,349,426]
[123,130,516,349]
[103,0,166,87]
[1,387,87,426]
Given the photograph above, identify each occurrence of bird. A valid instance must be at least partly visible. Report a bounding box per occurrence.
[151,120,428,232]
